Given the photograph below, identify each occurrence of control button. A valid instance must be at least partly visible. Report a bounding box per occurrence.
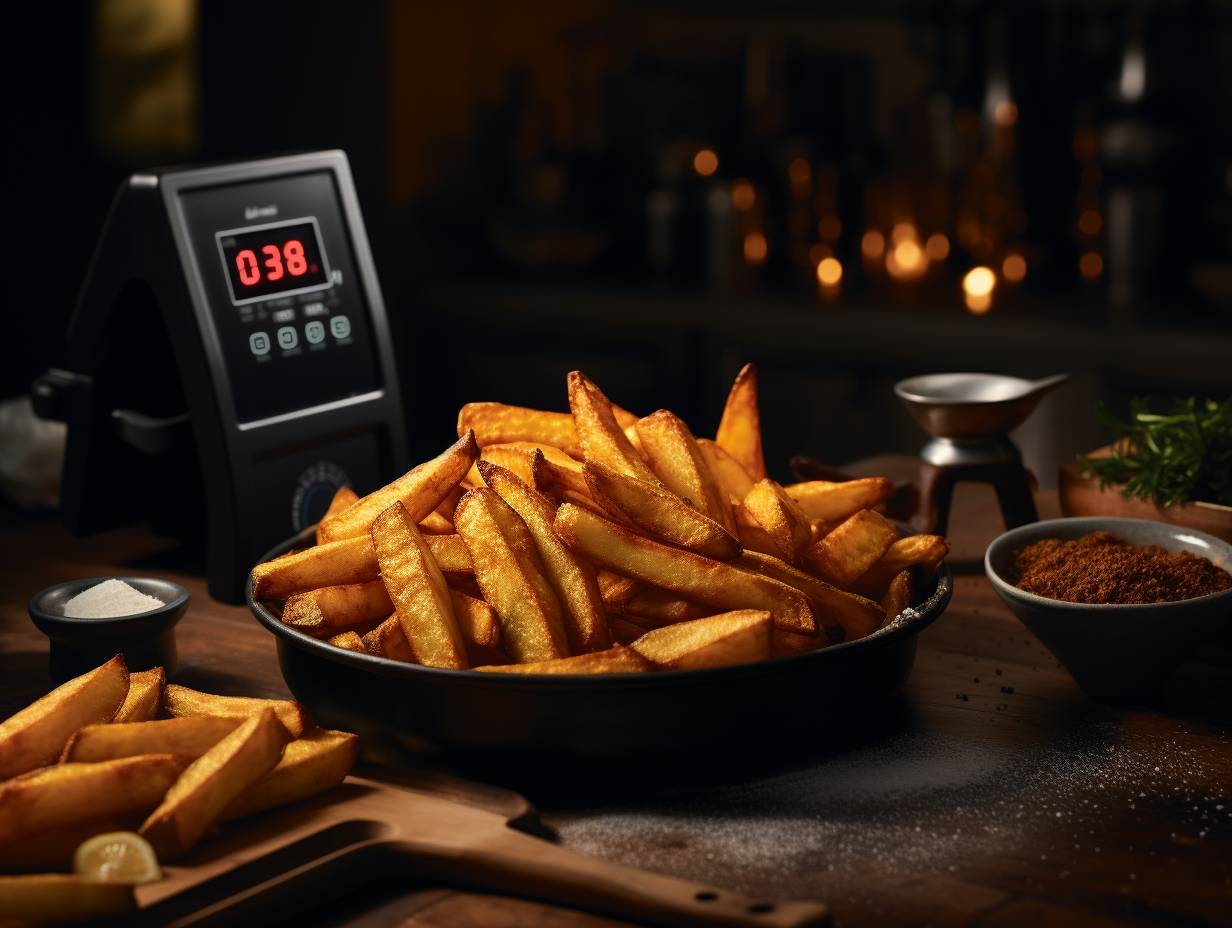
[304,320,326,344]
[272,308,296,323]
[277,326,299,350]
[249,331,271,355]
[302,301,328,317]
[329,315,351,339]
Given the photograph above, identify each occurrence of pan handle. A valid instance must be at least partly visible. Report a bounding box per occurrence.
[396,827,831,928]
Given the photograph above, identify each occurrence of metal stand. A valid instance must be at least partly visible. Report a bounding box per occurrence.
[913,437,1038,535]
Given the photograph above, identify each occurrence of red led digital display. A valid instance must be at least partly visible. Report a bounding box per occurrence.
[217,219,330,304]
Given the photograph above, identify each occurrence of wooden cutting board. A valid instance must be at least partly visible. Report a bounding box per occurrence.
[134,770,830,927]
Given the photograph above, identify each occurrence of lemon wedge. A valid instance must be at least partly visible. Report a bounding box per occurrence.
[73,832,162,884]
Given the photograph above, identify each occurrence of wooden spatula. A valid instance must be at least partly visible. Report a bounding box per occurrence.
[136,776,829,927]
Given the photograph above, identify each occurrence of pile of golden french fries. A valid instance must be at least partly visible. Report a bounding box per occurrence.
[253,364,949,674]
[0,655,356,923]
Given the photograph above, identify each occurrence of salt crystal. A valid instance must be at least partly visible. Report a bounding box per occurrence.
[63,579,163,618]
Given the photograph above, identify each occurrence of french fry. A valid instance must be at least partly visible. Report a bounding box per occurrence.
[114,666,164,724]
[568,371,662,485]
[282,580,392,636]
[251,535,378,600]
[739,479,812,562]
[606,614,646,645]
[371,501,468,670]
[736,550,883,641]
[318,432,478,543]
[163,684,308,738]
[464,443,539,490]
[455,488,570,662]
[632,610,771,670]
[0,875,136,925]
[0,654,129,780]
[697,438,755,503]
[715,362,766,481]
[584,461,741,560]
[783,477,895,522]
[620,586,711,626]
[771,630,824,658]
[803,508,899,588]
[327,631,367,652]
[427,534,475,575]
[476,646,653,675]
[316,485,359,544]
[881,570,912,627]
[221,728,358,822]
[458,403,584,457]
[140,708,291,858]
[479,461,610,652]
[596,571,641,612]
[634,409,738,534]
[60,716,242,764]
[450,590,501,648]
[554,504,816,634]
[0,754,186,844]
[418,510,455,535]
[849,534,951,598]
[362,615,417,662]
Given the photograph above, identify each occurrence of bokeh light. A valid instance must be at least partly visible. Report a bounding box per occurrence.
[1002,253,1027,283]
[743,231,768,264]
[818,215,842,242]
[731,179,756,211]
[816,257,843,287]
[1078,209,1102,236]
[963,266,997,299]
[861,229,886,260]
[1079,251,1103,279]
[925,233,950,261]
[693,148,719,177]
[886,239,928,280]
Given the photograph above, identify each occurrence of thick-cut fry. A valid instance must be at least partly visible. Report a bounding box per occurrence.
[0,654,129,780]
[0,815,143,873]
[464,443,540,490]
[620,586,711,625]
[371,501,468,670]
[476,646,652,675]
[282,580,392,636]
[697,438,755,502]
[140,708,291,858]
[114,666,164,724]
[783,478,895,522]
[606,614,645,645]
[458,403,584,457]
[449,590,501,647]
[803,509,899,588]
[736,550,883,641]
[772,630,824,658]
[316,485,359,544]
[418,510,455,534]
[0,875,136,925]
[221,728,358,822]
[634,409,738,534]
[584,461,741,560]
[455,488,569,662]
[882,570,913,627]
[318,432,478,542]
[568,371,661,486]
[60,716,242,764]
[740,479,812,562]
[632,610,771,670]
[327,631,367,652]
[428,533,475,575]
[362,615,416,662]
[554,504,815,634]
[250,535,379,600]
[715,362,766,481]
[479,461,610,652]
[849,533,951,598]
[0,754,186,844]
[162,685,308,738]
[596,571,641,611]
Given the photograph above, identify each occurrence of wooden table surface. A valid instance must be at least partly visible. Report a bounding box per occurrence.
[1,474,1229,928]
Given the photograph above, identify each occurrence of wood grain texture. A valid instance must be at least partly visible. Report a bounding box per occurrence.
[2,462,1229,927]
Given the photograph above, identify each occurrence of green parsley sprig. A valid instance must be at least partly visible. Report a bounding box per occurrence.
[1078,397,1232,507]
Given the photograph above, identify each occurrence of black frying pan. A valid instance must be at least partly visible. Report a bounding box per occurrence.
[247,529,952,768]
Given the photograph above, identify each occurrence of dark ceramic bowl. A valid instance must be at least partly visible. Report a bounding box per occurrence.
[248,528,952,767]
[985,517,1232,703]
[28,577,190,682]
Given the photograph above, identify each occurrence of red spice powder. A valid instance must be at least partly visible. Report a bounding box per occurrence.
[1011,531,1232,605]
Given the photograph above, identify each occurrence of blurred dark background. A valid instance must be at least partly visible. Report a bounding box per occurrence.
[7,0,1231,484]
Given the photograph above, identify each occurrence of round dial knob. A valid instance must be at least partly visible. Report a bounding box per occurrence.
[291,460,351,532]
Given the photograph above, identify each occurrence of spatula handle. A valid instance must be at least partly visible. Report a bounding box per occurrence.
[401,827,830,928]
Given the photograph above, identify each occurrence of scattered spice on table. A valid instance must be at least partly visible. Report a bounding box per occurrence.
[1011,532,1232,604]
